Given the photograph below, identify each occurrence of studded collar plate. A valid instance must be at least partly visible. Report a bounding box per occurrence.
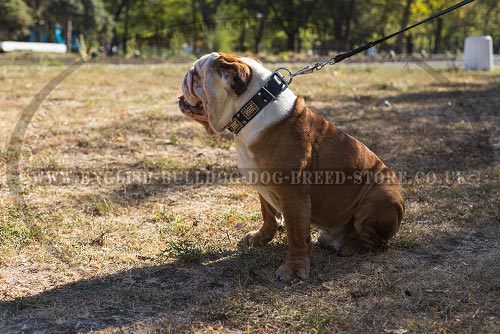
[226,72,289,134]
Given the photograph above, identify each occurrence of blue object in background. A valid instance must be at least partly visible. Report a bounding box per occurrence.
[28,26,36,42]
[366,47,377,57]
[55,26,64,44]
[71,35,78,51]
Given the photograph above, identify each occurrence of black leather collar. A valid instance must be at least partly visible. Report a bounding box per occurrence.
[226,72,289,134]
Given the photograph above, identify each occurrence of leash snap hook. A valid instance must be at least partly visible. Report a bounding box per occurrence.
[291,64,316,77]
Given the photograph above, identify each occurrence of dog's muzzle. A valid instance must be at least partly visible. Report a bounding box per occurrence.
[178,96,203,114]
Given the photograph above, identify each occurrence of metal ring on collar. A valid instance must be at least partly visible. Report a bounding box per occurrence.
[272,67,293,86]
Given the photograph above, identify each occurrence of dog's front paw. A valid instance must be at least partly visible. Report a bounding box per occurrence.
[275,257,310,282]
[238,230,272,247]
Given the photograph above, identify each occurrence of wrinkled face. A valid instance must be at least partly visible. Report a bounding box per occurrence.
[179,52,252,134]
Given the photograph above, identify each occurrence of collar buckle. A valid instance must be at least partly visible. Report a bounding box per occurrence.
[261,86,277,101]
[269,69,291,91]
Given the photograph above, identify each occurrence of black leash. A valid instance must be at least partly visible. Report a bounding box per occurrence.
[274,0,475,85]
[226,0,475,134]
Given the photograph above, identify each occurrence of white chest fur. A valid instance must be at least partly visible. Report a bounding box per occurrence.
[234,88,297,212]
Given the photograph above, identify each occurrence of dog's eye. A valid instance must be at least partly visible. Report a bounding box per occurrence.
[192,69,199,78]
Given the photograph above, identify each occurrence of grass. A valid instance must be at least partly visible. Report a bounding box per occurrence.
[0,220,41,248]
[213,209,261,224]
[159,239,204,263]
[0,56,498,333]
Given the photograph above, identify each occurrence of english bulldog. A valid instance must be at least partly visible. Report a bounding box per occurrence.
[179,52,405,282]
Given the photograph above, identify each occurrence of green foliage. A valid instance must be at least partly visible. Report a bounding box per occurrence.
[206,30,234,53]
[1,0,499,54]
[81,0,115,49]
[42,0,113,45]
[0,0,33,39]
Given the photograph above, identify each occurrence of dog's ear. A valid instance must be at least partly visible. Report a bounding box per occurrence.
[246,55,262,64]
[214,52,252,95]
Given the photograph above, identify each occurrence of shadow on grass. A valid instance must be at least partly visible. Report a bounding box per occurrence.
[2,176,497,332]
[315,81,499,127]
[1,225,486,333]
[326,77,500,113]
[312,83,498,172]
[0,243,349,333]
[1,219,496,333]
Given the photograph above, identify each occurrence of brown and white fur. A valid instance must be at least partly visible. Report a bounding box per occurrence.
[179,52,405,282]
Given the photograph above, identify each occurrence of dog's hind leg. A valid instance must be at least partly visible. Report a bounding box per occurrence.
[340,185,403,256]
[239,194,281,247]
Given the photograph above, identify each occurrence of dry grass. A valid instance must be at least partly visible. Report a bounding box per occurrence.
[0,57,499,333]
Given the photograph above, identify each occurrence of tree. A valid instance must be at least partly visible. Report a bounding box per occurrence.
[31,0,112,50]
[267,0,318,52]
[3,0,497,55]
[82,0,114,48]
[199,0,221,29]
[238,0,271,53]
[102,0,194,54]
[0,0,33,40]
[395,0,414,54]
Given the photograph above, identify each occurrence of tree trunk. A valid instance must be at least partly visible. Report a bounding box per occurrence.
[286,32,295,52]
[433,17,443,54]
[395,0,413,54]
[254,20,265,53]
[191,0,198,53]
[122,1,130,54]
[112,0,127,52]
[333,14,343,51]
[66,15,72,53]
[406,33,413,54]
[342,0,355,51]
[237,25,246,52]
[199,0,218,30]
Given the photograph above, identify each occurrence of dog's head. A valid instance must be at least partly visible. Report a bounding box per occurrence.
[179,52,265,134]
